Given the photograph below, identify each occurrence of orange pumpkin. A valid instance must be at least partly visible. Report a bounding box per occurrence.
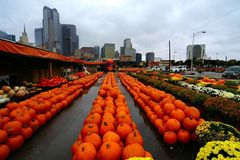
[116,123,132,140]
[0,108,9,117]
[29,118,40,132]
[99,121,115,136]
[177,129,191,144]
[125,131,144,146]
[169,109,185,122]
[3,121,22,136]
[7,135,24,151]
[98,141,122,160]
[81,123,99,138]
[122,143,145,159]
[15,113,32,127]
[75,142,96,160]
[84,113,102,126]
[163,131,177,145]
[166,119,181,131]
[0,116,10,127]
[163,103,176,115]
[182,117,198,131]
[184,107,200,120]
[83,133,101,150]
[102,131,120,143]
[0,144,10,160]
[0,130,8,143]
[71,141,82,155]
[21,127,33,140]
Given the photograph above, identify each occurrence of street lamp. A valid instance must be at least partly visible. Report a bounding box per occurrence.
[191,31,206,71]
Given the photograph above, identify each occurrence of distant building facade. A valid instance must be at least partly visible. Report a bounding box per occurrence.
[186,44,206,60]
[42,6,62,53]
[0,31,16,41]
[136,53,142,63]
[19,25,29,45]
[35,28,43,47]
[121,38,136,61]
[146,52,155,62]
[101,43,115,59]
[80,47,99,61]
[61,24,79,56]
[94,46,100,59]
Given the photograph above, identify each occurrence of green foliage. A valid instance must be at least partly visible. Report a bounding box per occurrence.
[195,121,240,146]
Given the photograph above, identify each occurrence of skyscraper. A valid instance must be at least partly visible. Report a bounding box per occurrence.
[35,28,43,47]
[61,24,78,56]
[136,53,142,63]
[101,43,115,59]
[42,6,61,53]
[94,46,100,59]
[19,25,29,44]
[121,38,136,61]
[146,52,155,62]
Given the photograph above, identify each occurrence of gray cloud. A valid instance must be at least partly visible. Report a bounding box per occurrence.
[0,0,240,61]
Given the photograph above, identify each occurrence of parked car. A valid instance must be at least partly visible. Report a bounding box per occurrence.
[222,66,240,79]
[170,66,187,72]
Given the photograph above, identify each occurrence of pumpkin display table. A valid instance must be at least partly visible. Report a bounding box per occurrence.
[8,76,200,160]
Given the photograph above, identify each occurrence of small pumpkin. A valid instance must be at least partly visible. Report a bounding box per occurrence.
[0,130,8,143]
[177,129,191,144]
[83,133,102,150]
[122,143,145,160]
[182,117,198,131]
[21,127,33,140]
[125,131,144,146]
[116,123,132,140]
[99,121,115,136]
[163,131,177,145]
[102,131,120,143]
[98,141,122,160]
[0,144,10,160]
[3,121,22,136]
[81,123,99,138]
[74,142,96,160]
[7,135,25,151]
[166,119,181,132]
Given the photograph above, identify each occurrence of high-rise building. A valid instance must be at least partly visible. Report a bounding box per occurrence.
[19,25,29,45]
[61,24,79,56]
[35,28,43,47]
[186,44,206,60]
[0,30,16,41]
[101,43,115,59]
[42,6,62,53]
[121,38,136,61]
[146,52,155,62]
[94,46,100,59]
[124,38,132,49]
[136,53,142,63]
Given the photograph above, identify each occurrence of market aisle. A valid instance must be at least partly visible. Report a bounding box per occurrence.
[117,77,199,160]
[9,77,103,160]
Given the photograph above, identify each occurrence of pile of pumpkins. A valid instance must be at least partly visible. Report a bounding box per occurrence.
[118,73,205,145]
[72,72,153,160]
[0,72,103,160]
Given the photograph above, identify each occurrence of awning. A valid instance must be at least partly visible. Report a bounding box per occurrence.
[0,39,107,65]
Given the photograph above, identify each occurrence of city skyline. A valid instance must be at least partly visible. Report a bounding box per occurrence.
[1,0,240,61]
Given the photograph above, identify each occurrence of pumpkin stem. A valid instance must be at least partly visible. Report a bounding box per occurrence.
[103,121,107,126]
[134,131,137,137]
[106,143,110,149]
[82,146,85,152]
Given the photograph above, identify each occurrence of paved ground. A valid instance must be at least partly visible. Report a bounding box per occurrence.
[9,76,200,160]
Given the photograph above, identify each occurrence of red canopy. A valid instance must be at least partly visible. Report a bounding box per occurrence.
[0,39,106,65]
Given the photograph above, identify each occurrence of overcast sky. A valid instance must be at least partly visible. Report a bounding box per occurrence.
[0,0,240,61]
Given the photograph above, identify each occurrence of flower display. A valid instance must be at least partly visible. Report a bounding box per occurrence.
[196,141,240,160]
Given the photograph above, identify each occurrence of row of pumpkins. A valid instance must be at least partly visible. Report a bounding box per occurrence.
[118,73,205,145]
[0,72,103,160]
[71,72,153,160]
